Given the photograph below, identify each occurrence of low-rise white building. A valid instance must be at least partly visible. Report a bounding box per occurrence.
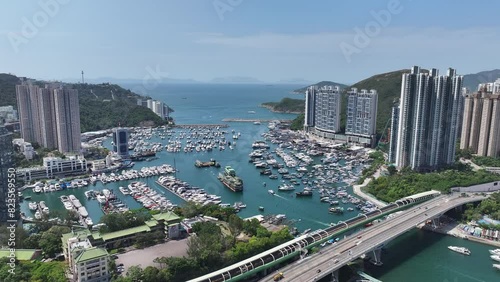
[12,138,35,160]
[17,155,88,181]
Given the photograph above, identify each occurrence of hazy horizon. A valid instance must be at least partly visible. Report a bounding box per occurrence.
[1,1,500,83]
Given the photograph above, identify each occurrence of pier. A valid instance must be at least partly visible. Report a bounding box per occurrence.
[221,118,292,123]
[156,180,187,202]
[173,124,229,128]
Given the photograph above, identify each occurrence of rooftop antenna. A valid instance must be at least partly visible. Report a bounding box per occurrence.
[81,71,85,84]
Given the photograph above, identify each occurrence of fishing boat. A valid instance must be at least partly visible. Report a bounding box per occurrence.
[296,190,313,197]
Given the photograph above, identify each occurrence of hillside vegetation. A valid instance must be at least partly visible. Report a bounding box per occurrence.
[261,97,305,114]
[0,74,169,132]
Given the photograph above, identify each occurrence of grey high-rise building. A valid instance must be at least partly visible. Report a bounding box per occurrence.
[305,86,342,134]
[112,128,129,158]
[0,126,14,223]
[17,83,81,153]
[388,105,400,163]
[346,88,378,138]
[304,86,316,128]
[53,88,81,153]
[394,66,463,171]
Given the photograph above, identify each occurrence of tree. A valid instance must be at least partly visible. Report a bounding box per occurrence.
[126,266,144,282]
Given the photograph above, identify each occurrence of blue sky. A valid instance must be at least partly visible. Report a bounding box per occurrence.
[1,0,500,83]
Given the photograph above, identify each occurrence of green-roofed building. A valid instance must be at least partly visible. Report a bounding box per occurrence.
[71,246,110,282]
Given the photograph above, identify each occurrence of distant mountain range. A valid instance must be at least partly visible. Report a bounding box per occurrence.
[462,69,500,91]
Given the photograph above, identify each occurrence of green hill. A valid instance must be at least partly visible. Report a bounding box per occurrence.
[349,69,410,136]
[293,81,349,93]
[261,97,305,114]
[0,74,170,132]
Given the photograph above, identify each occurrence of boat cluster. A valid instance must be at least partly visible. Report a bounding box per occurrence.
[91,164,175,184]
[123,181,176,211]
[157,176,224,206]
[163,128,236,153]
[30,179,89,193]
[489,249,500,267]
[60,195,93,226]
[28,201,49,220]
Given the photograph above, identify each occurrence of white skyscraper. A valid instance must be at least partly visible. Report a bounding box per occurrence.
[346,88,378,138]
[394,66,463,171]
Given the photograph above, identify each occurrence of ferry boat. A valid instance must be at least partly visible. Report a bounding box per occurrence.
[489,249,500,256]
[217,166,243,192]
[491,255,500,262]
[448,246,471,255]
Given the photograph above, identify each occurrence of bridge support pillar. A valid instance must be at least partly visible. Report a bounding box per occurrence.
[369,248,383,266]
[432,218,440,229]
[329,270,339,282]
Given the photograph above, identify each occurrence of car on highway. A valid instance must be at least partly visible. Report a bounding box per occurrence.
[357,235,362,239]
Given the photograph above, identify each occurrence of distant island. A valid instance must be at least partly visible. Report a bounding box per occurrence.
[261,98,305,114]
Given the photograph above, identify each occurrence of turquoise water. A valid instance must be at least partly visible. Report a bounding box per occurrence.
[20,83,500,281]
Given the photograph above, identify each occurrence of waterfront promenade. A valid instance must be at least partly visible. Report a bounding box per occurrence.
[352,167,387,208]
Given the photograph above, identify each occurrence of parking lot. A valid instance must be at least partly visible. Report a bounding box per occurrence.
[115,238,189,274]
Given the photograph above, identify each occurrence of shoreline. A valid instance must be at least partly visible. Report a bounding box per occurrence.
[259,104,303,115]
[419,219,500,248]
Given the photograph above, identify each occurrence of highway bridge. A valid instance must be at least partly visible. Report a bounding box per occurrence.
[259,193,488,282]
[187,190,488,282]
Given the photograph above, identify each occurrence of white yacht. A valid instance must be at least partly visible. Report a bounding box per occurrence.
[489,249,500,256]
[268,189,275,195]
[493,264,500,270]
[491,255,500,262]
[28,202,38,211]
[34,211,42,220]
[278,184,295,191]
[85,217,93,226]
[448,246,471,255]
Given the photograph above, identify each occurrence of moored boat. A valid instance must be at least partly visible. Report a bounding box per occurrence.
[493,264,500,270]
[491,255,500,262]
[296,190,313,197]
[489,249,500,256]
